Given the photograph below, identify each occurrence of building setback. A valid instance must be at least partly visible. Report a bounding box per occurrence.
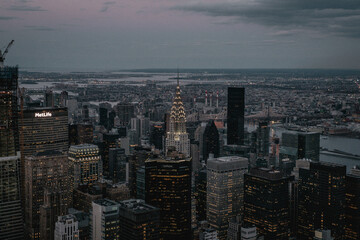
[118,199,160,240]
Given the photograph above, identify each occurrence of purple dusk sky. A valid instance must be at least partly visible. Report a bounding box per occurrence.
[1,0,360,71]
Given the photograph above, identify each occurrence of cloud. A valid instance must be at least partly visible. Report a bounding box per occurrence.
[100,1,116,12]
[7,5,46,11]
[24,25,56,31]
[173,0,360,38]
[0,16,17,20]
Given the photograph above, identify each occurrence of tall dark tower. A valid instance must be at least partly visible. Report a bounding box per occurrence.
[227,87,245,145]
[297,162,346,239]
[203,120,220,162]
[0,66,24,239]
[345,171,360,239]
[145,153,192,240]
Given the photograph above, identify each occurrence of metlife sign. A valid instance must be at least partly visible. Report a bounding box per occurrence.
[34,112,52,118]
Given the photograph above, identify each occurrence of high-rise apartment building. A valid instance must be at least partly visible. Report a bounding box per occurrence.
[297,162,346,239]
[91,199,120,240]
[118,199,160,240]
[0,66,24,239]
[68,144,102,188]
[244,168,292,239]
[207,156,248,239]
[227,87,245,145]
[25,150,71,239]
[165,78,190,157]
[145,153,192,239]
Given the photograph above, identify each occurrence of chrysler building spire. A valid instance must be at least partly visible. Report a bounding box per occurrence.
[165,73,190,157]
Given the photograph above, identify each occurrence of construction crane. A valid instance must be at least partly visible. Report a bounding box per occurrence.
[0,40,15,67]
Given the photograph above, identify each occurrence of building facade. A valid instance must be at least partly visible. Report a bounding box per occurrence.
[207,156,248,240]
[227,87,245,145]
[54,214,80,240]
[145,154,192,239]
[91,199,120,240]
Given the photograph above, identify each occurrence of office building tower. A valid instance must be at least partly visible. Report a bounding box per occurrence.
[68,208,90,240]
[256,121,270,156]
[108,110,116,130]
[240,226,261,240]
[54,214,80,240]
[0,66,24,239]
[68,144,102,188]
[0,66,19,156]
[145,153,192,239]
[227,87,245,145]
[99,106,108,128]
[102,131,120,176]
[25,151,71,239]
[297,162,346,239]
[59,91,68,108]
[69,123,94,145]
[203,120,220,162]
[129,147,151,197]
[45,89,54,107]
[73,185,103,213]
[91,199,120,240]
[150,124,164,150]
[0,153,24,239]
[118,199,160,240]
[345,172,360,239]
[244,168,293,239]
[195,122,207,161]
[280,131,320,162]
[82,105,90,122]
[314,229,334,240]
[195,167,207,222]
[207,156,248,239]
[165,77,190,157]
[199,228,218,240]
[108,147,127,183]
[191,141,201,172]
[227,216,241,240]
[136,166,146,200]
[40,189,69,240]
[115,103,135,126]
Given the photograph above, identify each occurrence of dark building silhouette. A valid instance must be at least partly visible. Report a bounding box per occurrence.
[244,168,293,239]
[118,199,160,240]
[195,167,207,222]
[45,89,54,107]
[280,131,320,162]
[129,147,151,197]
[227,87,245,145]
[115,103,135,126]
[108,147,127,183]
[203,120,220,162]
[297,162,346,239]
[99,107,108,128]
[345,172,360,239]
[145,153,192,240]
[102,131,120,177]
[69,123,93,145]
[108,110,116,130]
[257,121,270,156]
[150,124,164,151]
[0,66,24,239]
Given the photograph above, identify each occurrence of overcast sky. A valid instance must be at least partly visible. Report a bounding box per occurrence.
[1,0,360,71]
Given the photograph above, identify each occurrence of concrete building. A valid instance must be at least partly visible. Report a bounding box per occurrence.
[54,214,80,240]
[91,199,120,240]
[207,156,248,240]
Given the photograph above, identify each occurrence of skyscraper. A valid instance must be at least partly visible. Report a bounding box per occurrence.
[145,153,192,239]
[256,121,270,156]
[207,156,248,239]
[280,131,320,162]
[0,66,24,239]
[118,199,160,240]
[244,168,292,239]
[68,144,102,188]
[91,199,120,240]
[203,120,220,162]
[345,171,360,239]
[165,77,190,157]
[24,150,71,239]
[227,87,245,145]
[54,214,80,240]
[297,162,346,239]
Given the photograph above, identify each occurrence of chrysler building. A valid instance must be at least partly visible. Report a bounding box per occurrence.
[165,75,190,157]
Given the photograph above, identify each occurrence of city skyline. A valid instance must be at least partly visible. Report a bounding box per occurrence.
[1,0,360,71]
